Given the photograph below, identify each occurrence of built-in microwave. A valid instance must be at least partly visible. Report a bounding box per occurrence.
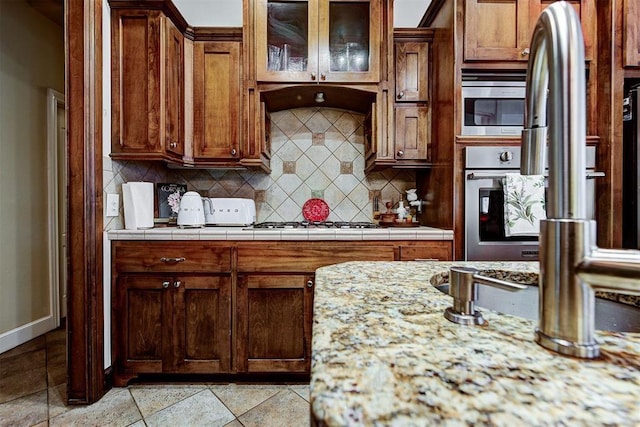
[461,77,526,136]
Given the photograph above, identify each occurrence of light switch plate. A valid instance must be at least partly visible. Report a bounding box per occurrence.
[106,193,119,217]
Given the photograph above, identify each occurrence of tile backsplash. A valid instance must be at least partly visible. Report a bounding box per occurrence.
[104,107,415,230]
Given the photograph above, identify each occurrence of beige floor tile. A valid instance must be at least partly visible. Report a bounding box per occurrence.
[144,389,235,427]
[45,327,66,346]
[210,384,284,416]
[49,387,141,427]
[0,348,46,379]
[0,336,46,360]
[0,365,47,404]
[0,389,48,427]
[47,362,67,388]
[238,389,310,427]
[129,385,205,417]
[48,383,70,419]
[127,421,146,427]
[223,420,243,427]
[289,384,310,402]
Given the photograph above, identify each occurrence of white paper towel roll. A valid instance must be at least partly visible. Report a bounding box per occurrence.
[122,182,154,230]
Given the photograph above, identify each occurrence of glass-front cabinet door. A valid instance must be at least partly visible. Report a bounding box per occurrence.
[256,0,318,82]
[255,0,380,83]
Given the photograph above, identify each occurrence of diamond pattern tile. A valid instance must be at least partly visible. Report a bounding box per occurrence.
[107,107,416,227]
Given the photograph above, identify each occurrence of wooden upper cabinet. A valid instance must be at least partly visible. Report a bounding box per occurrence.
[255,0,381,83]
[464,0,531,62]
[164,19,184,158]
[532,1,594,60]
[395,41,429,103]
[392,30,432,165]
[192,41,242,161]
[395,107,430,161]
[464,0,594,63]
[624,0,640,67]
[110,10,184,161]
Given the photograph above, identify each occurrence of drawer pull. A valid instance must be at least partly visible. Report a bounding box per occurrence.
[306,280,314,288]
[160,257,186,264]
[162,281,171,289]
[174,281,181,288]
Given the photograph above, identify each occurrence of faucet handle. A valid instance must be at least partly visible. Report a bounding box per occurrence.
[444,266,527,325]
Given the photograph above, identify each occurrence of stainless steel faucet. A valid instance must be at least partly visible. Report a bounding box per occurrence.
[521,1,640,358]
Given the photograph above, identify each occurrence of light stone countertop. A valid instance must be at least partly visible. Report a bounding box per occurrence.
[310,261,640,426]
[107,226,453,241]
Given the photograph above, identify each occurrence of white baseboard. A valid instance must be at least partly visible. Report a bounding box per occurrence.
[0,315,59,354]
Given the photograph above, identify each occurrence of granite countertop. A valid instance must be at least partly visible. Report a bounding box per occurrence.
[107,226,453,241]
[311,261,640,426]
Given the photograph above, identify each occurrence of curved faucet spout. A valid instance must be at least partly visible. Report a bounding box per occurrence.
[521,1,640,359]
[521,1,587,220]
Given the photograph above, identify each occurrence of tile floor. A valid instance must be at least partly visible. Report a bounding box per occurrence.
[0,326,311,427]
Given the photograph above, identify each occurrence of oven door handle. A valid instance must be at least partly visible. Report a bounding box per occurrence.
[586,171,606,179]
[467,171,606,180]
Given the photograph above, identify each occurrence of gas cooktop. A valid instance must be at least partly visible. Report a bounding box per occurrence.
[252,221,379,229]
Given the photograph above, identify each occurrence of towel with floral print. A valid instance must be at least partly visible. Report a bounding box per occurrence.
[503,173,546,237]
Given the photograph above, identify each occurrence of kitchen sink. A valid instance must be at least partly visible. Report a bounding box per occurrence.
[432,276,640,333]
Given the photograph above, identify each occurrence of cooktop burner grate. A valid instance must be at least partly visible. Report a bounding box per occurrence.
[252,221,379,229]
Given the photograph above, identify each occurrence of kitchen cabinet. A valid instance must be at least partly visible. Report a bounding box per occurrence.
[392,30,432,165]
[397,242,453,261]
[110,9,184,161]
[236,274,314,373]
[464,0,595,62]
[111,242,233,386]
[395,40,429,103]
[254,0,381,83]
[236,242,395,373]
[623,0,640,67]
[111,239,452,383]
[394,106,430,162]
[192,41,242,163]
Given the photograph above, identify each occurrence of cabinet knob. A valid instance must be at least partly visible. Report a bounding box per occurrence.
[310,72,317,81]
[174,281,181,288]
[397,91,405,99]
[169,141,178,149]
[160,257,186,264]
[397,150,404,158]
[162,281,170,289]
[306,280,314,288]
[499,150,513,162]
[231,148,237,156]
[521,47,530,56]
[320,73,326,81]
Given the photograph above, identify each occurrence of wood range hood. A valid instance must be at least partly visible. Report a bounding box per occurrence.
[260,84,377,114]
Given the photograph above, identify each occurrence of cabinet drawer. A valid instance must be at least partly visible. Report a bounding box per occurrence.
[113,241,232,273]
[397,242,452,261]
[237,243,395,272]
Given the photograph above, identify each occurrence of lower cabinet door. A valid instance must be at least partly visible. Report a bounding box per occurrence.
[115,275,172,377]
[237,274,314,373]
[171,275,232,373]
[114,274,232,383]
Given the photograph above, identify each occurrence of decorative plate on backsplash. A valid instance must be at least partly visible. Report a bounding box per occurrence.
[302,198,330,222]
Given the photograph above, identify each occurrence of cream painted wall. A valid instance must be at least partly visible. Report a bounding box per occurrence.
[0,0,64,335]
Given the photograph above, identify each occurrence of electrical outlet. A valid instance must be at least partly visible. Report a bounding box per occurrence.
[106,193,119,217]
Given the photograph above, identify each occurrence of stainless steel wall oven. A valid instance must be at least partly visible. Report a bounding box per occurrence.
[464,145,603,261]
